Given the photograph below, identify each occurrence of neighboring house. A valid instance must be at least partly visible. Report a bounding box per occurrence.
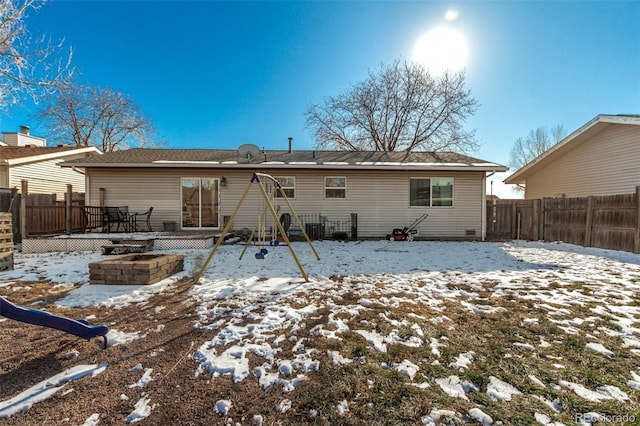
[61,147,507,239]
[0,127,101,199]
[505,115,640,199]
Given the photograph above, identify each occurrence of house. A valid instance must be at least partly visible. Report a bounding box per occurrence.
[61,146,507,239]
[505,115,640,199]
[0,127,101,199]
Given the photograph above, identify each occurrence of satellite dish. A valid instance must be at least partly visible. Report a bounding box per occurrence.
[237,143,261,160]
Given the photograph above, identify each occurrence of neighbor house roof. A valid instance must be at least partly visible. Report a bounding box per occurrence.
[61,148,507,172]
[505,114,640,185]
[0,146,101,166]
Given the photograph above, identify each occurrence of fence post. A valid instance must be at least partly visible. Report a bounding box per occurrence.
[584,196,594,247]
[510,201,517,239]
[538,199,545,241]
[541,197,548,242]
[531,200,540,241]
[490,198,496,236]
[635,186,640,254]
[20,180,28,239]
[66,184,73,235]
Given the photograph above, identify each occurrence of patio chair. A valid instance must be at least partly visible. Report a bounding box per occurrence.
[130,207,153,232]
[103,206,129,232]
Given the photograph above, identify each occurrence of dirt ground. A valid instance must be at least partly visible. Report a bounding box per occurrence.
[2,260,638,425]
[0,280,277,426]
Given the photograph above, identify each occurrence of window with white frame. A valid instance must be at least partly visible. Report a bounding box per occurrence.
[275,176,295,198]
[409,178,454,207]
[325,177,346,199]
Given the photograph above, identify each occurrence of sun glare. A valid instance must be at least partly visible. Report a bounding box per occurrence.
[412,27,468,75]
[444,10,459,22]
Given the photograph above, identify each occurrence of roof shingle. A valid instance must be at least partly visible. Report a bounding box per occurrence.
[62,148,502,169]
[0,146,85,160]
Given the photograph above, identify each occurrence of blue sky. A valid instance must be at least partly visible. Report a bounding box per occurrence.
[2,1,639,196]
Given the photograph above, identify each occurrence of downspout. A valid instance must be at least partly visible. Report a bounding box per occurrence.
[84,171,91,206]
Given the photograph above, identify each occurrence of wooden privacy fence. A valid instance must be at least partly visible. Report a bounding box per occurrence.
[12,181,90,239]
[26,205,87,235]
[486,187,640,253]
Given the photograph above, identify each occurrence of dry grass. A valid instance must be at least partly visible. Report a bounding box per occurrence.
[220,280,638,425]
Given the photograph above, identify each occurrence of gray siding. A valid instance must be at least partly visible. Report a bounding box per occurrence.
[88,168,486,238]
[525,125,640,198]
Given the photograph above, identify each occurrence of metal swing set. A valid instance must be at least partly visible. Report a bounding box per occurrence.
[194,173,320,283]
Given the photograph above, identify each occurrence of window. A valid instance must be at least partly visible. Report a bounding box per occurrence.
[325,177,346,199]
[409,178,453,207]
[431,178,454,206]
[275,176,295,198]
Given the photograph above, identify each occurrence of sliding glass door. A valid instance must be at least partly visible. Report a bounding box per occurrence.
[181,178,219,229]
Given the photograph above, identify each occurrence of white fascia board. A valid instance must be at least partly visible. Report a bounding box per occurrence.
[598,114,640,125]
[63,162,507,172]
[8,147,101,166]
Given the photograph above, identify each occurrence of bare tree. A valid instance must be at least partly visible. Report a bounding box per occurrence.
[0,0,72,109]
[37,82,160,152]
[306,59,479,153]
[508,125,566,170]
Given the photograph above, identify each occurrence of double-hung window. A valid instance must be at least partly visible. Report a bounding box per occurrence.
[409,178,453,207]
[325,177,346,199]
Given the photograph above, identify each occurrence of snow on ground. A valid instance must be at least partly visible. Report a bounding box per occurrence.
[0,364,107,418]
[486,376,522,401]
[1,240,640,423]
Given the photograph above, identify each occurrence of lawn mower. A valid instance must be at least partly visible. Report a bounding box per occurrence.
[387,214,428,241]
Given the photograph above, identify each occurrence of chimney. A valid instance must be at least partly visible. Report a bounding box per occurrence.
[288,137,293,153]
[19,125,30,135]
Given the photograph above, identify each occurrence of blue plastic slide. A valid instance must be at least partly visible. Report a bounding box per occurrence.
[0,296,109,348]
